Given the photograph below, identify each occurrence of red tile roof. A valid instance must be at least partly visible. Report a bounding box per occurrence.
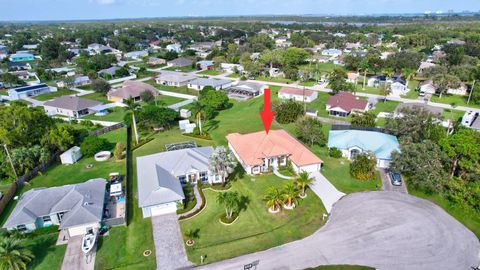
[226,130,323,167]
[327,92,368,113]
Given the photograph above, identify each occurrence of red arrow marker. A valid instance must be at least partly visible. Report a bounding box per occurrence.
[260,87,274,134]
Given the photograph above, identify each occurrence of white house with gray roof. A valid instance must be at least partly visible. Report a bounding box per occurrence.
[155,71,197,87]
[43,96,102,118]
[136,147,222,217]
[3,179,106,238]
[187,78,232,91]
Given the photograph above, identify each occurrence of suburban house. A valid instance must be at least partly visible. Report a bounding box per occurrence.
[9,52,35,62]
[227,130,323,175]
[3,179,106,238]
[136,147,223,217]
[447,83,468,96]
[7,61,31,70]
[88,43,113,54]
[419,80,437,96]
[44,96,102,118]
[346,72,360,83]
[461,111,480,131]
[328,129,400,168]
[389,78,408,95]
[155,71,197,87]
[167,57,193,68]
[107,80,159,102]
[196,60,215,70]
[326,92,369,117]
[187,78,232,91]
[227,81,267,100]
[98,66,121,77]
[148,57,166,65]
[8,83,56,100]
[220,63,244,73]
[417,61,436,74]
[278,87,318,103]
[124,50,148,60]
[166,43,182,53]
[394,103,443,118]
[321,48,342,57]
[0,45,8,59]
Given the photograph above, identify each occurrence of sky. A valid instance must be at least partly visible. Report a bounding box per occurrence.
[0,0,480,21]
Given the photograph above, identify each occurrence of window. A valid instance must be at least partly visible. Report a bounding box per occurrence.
[42,216,51,222]
[199,172,208,181]
[17,224,27,232]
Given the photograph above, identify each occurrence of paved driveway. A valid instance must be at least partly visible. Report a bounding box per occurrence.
[61,236,95,270]
[309,171,345,213]
[379,168,408,193]
[151,213,193,270]
[196,191,480,270]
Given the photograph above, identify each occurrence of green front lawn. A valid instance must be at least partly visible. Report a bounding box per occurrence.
[198,69,223,76]
[401,89,420,100]
[430,94,480,109]
[409,188,480,238]
[442,109,465,122]
[370,100,400,115]
[165,66,197,72]
[28,232,67,270]
[180,175,327,264]
[256,76,294,84]
[33,88,77,101]
[300,80,317,87]
[81,92,111,103]
[158,95,187,106]
[83,106,126,122]
[227,73,241,78]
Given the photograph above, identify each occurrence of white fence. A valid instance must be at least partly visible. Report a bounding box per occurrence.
[158,90,197,100]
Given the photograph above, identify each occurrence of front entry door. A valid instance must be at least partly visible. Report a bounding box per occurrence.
[188,173,197,184]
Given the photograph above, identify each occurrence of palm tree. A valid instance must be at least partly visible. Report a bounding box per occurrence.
[208,146,237,186]
[0,237,34,270]
[263,187,283,213]
[282,182,299,208]
[217,191,240,219]
[401,68,416,90]
[123,97,140,144]
[360,59,370,90]
[190,101,205,135]
[295,171,314,198]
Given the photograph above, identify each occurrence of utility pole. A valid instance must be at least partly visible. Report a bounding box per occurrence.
[303,86,306,114]
[3,144,17,179]
[467,79,475,105]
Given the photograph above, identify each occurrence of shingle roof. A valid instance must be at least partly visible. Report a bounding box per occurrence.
[3,179,106,229]
[168,57,192,67]
[189,78,231,87]
[327,92,368,113]
[136,147,215,207]
[156,71,196,83]
[44,96,101,111]
[227,130,323,167]
[107,80,159,99]
[327,130,400,160]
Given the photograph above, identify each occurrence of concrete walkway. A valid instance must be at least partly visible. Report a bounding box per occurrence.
[61,236,95,270]
[272,167,294,180]
[178,185,204,218]
[151,214,193,270]
[309,171,345,213]
[195,191,480,270]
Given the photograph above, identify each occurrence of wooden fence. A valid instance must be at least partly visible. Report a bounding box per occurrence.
[90,123,124,136]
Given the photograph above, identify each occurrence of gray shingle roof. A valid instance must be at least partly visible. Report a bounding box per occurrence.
[44,96,102,111]
[136,147,214,208]
[168,57,193,67]
[3,179,106,229]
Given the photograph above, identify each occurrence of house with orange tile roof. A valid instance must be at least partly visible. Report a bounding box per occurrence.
[226,129,323,175]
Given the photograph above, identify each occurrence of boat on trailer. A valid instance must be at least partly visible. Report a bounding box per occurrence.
[81,231,96,254]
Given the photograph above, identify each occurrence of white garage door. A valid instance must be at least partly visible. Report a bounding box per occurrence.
[150,203,177,217]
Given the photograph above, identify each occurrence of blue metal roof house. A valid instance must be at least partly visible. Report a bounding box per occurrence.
[8,83,55,100]
[9,52,35,62]
[327,129,400,168]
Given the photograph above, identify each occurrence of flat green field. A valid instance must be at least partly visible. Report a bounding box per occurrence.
[83,106,126,122]
[431,94,480,109]
[180,175,327,264]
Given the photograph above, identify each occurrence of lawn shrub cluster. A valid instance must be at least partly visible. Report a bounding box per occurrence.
[80,136,110,157]
[328,147,342,158]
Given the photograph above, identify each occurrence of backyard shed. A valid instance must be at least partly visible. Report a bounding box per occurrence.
[60,146,82,165]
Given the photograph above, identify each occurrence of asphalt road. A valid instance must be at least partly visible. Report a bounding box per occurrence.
[195,191,480,270]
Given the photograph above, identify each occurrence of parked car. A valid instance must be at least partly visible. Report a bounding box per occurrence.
[389,171,402,186]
